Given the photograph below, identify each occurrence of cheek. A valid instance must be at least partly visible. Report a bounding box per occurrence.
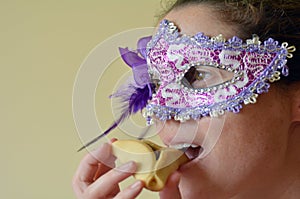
[198,110,288,191]
[155,120,180,144]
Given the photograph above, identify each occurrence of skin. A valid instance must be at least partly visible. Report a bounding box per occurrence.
[72,4,300,199]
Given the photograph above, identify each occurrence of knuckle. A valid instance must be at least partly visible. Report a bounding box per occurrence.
[71,176,79,189]
[72,172,79,181]
[84,186,106,199]
[83,188,94,199]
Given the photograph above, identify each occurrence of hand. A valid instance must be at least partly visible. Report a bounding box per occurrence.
[159,172,182,199]
[72,141,144,199]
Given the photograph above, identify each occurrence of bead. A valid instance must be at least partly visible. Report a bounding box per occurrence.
[281,42,289,48]
[282,66,289,76]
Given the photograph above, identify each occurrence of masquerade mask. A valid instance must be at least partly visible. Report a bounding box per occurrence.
[78,19,296,151]
[143,19,296,124]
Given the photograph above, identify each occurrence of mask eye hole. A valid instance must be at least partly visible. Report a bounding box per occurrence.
[149,69,161,93]
[151,78,160,92]
[181,65,235,90]
[183,67,209,86]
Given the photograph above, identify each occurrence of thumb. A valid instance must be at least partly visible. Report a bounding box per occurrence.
[159,172,182,199]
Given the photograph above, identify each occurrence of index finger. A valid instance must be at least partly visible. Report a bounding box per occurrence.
[74,143,114,186]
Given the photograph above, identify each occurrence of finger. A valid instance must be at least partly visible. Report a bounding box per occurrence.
[159,172,182,199]
[93,138,118,179]
[114,180,144,199]
[92,160,115,181]
[78,143,113,182]
[85,161,137,199]
[73,143,114,194]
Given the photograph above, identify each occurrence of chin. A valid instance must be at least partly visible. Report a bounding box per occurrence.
[178,165,235,199]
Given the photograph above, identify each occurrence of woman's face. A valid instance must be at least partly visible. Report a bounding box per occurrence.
[156,5,293,198]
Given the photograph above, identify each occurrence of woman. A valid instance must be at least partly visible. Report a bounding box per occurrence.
[72,0,300,198]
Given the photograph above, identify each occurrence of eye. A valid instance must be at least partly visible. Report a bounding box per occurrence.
[181,65,234,89]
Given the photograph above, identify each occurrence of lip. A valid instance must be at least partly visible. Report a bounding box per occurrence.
[168,142,202,160]
[179,146,204,172]
[179,156,200,172]
[170,143,200,150]
[169,141,201,148]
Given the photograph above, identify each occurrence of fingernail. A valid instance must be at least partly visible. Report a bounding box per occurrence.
[130,180,143,190]
[117,161,136,172]
[110,138,118,143]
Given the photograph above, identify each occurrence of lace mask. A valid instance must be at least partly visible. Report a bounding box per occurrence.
[143,19,296,124]
[77,19,296,151]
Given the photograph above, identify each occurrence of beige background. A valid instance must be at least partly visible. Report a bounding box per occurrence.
[0,0,167,198]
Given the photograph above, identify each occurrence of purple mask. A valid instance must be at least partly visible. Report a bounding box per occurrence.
[77,19,296,151]
[143,19,296,124]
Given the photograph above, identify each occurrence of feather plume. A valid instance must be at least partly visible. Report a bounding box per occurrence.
[77,36,152,151]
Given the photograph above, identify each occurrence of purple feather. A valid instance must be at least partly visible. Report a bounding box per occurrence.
[77,84,153,152]
[78,36,153,151]
[118,47,145,68]
[119,47,150,88]
[77,122,118,152]
[137,36,152,59]
[129,84,152,113]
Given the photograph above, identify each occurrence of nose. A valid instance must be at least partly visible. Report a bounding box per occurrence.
[155,116,227,158]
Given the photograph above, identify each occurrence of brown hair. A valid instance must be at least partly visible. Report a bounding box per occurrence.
[159,0,300,83]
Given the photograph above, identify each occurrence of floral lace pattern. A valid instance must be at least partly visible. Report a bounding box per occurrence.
[143,19,294,123]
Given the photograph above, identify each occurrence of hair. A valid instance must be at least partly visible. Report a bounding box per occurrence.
[158,0,300,84]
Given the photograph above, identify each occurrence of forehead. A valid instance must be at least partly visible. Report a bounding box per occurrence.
[164,4,237,39]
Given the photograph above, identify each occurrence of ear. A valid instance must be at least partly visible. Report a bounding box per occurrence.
[290,83,300,123]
